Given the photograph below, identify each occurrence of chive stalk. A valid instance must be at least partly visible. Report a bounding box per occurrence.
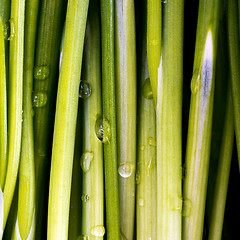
[208,81,234,240]
[47,0,89,239]
[100,0,120,239]
[136,3,156,238]
[80,1,104,239]
[115,0,137,239]
[33,0,66,238]
[228,0,240,169]
[156,1,184,239]
[147,0,161,105]
[1,0,25,234]
[183,0,221,239]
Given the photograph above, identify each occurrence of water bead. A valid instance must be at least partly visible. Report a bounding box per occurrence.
[79,80,91,99]
[142,78,153,99]
[118,162,134,178]
[4,19,15,41]
[95,116,111,143]
[90,225,105,237]
[81,194,90,202]
[33,65,50,80]
[32,91,48,108]
[80,152,94,173]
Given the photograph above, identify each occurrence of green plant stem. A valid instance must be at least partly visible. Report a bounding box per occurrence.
[80,1,104,239]
[208,81,234,240]
[47,0,89,239]
[156,1,184,239]
[115,0,136,239]
[147,0,161,105]
[183,0,221,239]
[136,3,156,238]
[100,0,120,239]
[228,0,240,169]
[2,0,25,235]
[33,0,65,238]
[11,0,40,239]
[0,17,7,192]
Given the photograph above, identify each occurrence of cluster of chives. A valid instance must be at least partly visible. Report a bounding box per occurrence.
[0,0,239,239]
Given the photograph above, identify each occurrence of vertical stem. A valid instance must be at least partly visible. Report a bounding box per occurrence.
[100,0,120,239]
[157,1,184,239]
[47,0,89,239]
[115,0,136,239]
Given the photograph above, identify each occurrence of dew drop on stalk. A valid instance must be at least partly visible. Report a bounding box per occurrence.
[80,152,94,173]
[190,72,201,94]
[33,65,50,80]
[139,144,145,151]
[4,19,15,40]
[147,137,156,147]
[118,163,134,178]
[77,235,90,240]
[182,198,192,217]
[142,78,153,99]
[79,80,91,99]
[95,116,111,143]
[138,198,145,206]
[135,170,141,184]
[81,194,90,203]
[32,91,48,108]
[90,225,105,237]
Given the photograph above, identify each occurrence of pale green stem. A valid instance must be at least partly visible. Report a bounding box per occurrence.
[100,0,120,239]
[136,5,156,238]
[80,1,104,239]
[183,0,221,239]
[228,0,240,169]
[115,0,136,239]
[147,0,161,105]
[47,0,89,239]
[0,17,7,192]
[156,1,184,239]
[208,81,234,240]
[2,0,25,235]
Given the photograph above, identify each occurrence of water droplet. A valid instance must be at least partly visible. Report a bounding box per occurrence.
[182,198,192,217]
[138,198,145,206]
[32,91,48,108]
[148,137,156,147]
[118,163,134,178]
[95,116,111,143]
[139,145,145,151]
[81,194,90,202]
[190,72,201,94]
[33,65,50,80]
[142,78,153,99]
[77,235,90,240]
[79,80,91,99]
[4,19,15,40]
[135,170,141,184]
[80,152,94,173]
[161,0,167,3]
[90,225,105,237]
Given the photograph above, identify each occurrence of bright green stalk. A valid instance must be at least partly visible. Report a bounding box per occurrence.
[11,0,40,239]
[33,0,65,238]
[100,0,120,239]
[115,0,136,239]
[147,0,161,105]
[208,81,234,240]
[136,4,156,238]
[47,0,89,239]
[80,1,104,239]
[228,0,240,169]
[0,17,7,192]
[183,0,221,239]
[1,0,25,236]
[156,1,184,239]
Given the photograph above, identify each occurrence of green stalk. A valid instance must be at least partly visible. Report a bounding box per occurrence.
[183,0,221,239]
[208,81,234,240]
[80,1,104,239]
[33,0,65,238]
[11,0,40,239]
[156,1,184,239]
[1,0,25,235]
[228,0,240,169]
[115,0,136,239]
[0,17,7,192]
[47,0,89,239]
[100,0,120,239]
[147,0,161,105]
[136,3,156,238]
